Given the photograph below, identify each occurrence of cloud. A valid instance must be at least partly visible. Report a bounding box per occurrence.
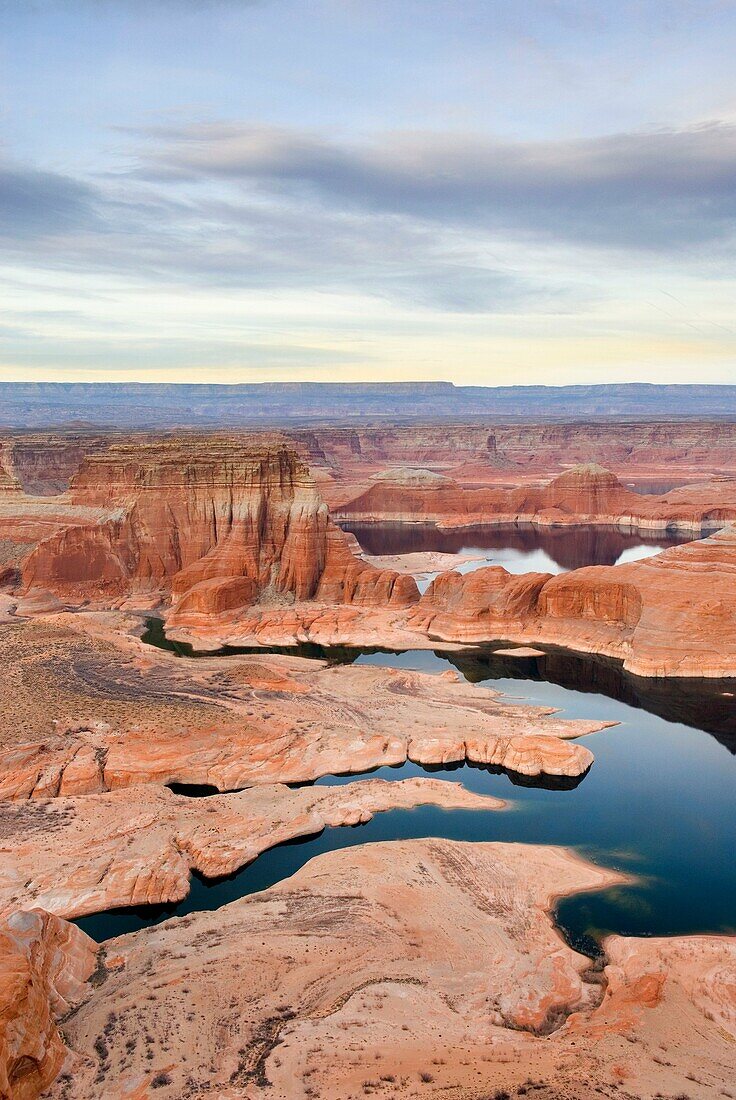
[0,155,548,313]
[0,163,98,239]
[134,120,736,250]
[3,118,735,324]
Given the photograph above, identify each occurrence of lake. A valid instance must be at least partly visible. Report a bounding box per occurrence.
[78,630,736,962]
[340,520,693,578]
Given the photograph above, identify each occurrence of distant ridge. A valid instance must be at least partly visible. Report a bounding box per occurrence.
[1,381,736,429]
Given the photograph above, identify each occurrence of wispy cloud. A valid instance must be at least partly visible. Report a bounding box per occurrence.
[131,119,736,251]
[0,162,99,238]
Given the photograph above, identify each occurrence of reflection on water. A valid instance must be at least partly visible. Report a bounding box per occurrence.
[142,618,736,743]
[626,479,689,495]
[81,626,736,956]
[340,521,693,574]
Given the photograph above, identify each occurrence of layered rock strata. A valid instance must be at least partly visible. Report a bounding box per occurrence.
[6,840,734,1099]
[334,463,736,534]
[0,434,111,496]
[0,780,503,920]
[0,612,601,799]
[18,439,418,616]
[286,419,736,506]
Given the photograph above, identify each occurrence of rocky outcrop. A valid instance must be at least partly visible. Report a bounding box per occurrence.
[0,779,504,920]
[335,462,736,533]
[26,840,736,1099]
[19,438,418,615]
[0,611,602,800]
[0,909,96,1100]
[411,525,736,677]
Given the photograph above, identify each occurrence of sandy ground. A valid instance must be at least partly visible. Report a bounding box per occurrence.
[362,551,487,575]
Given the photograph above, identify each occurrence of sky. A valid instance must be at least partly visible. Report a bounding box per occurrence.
[1,0,735,386]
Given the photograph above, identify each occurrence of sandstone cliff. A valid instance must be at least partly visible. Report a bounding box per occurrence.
[334,462,736,533]
[19,438,418,616]
[411,525,736,677]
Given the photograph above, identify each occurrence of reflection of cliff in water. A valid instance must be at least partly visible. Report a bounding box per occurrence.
[447,647,736,749]
[340,521,691,571]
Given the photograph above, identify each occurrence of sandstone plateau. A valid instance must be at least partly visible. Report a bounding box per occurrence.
[0,779,504,921]
[332,463,736,534]
[2,840,734,1099]
[0,610,602,800]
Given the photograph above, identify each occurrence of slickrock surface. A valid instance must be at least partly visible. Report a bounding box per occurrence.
[0,611,601,799]
[0,909,96,1100]
[334,463,736,533]
[412,525,736,677]
[0,780,504,921]
[361,550,486,575]
[10,839,732,1100]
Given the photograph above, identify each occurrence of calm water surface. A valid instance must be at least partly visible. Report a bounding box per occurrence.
[340,521,692,579]
[79,627,736,958]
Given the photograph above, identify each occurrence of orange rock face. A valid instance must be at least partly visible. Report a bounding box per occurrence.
[411,525,736,676]
[19,438,419,615]
[0,909,96,1100]
[334,462,736,533]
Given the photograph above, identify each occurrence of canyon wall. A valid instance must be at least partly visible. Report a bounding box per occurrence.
[287,419,736,478]
[333,463,736,533]
[18,438,418,615]
[0,435,111,496]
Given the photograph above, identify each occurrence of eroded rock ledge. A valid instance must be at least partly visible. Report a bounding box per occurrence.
[0,612,601,801]
[0,779,504,920]
[2,840,733,1099]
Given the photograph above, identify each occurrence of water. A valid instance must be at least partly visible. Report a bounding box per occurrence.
[340,521,692,576]
[78,633,736,959]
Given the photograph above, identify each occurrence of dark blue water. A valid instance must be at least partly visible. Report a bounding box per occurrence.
[77,637,736,958]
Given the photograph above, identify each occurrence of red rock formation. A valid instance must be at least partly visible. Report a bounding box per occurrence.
[411,525,736,676]
[0,447,21,495]
[0,434,110,496]
[334,462,736,533]
[19,438,418,614]
[0,909,96,1100]
[285,419,736,492]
